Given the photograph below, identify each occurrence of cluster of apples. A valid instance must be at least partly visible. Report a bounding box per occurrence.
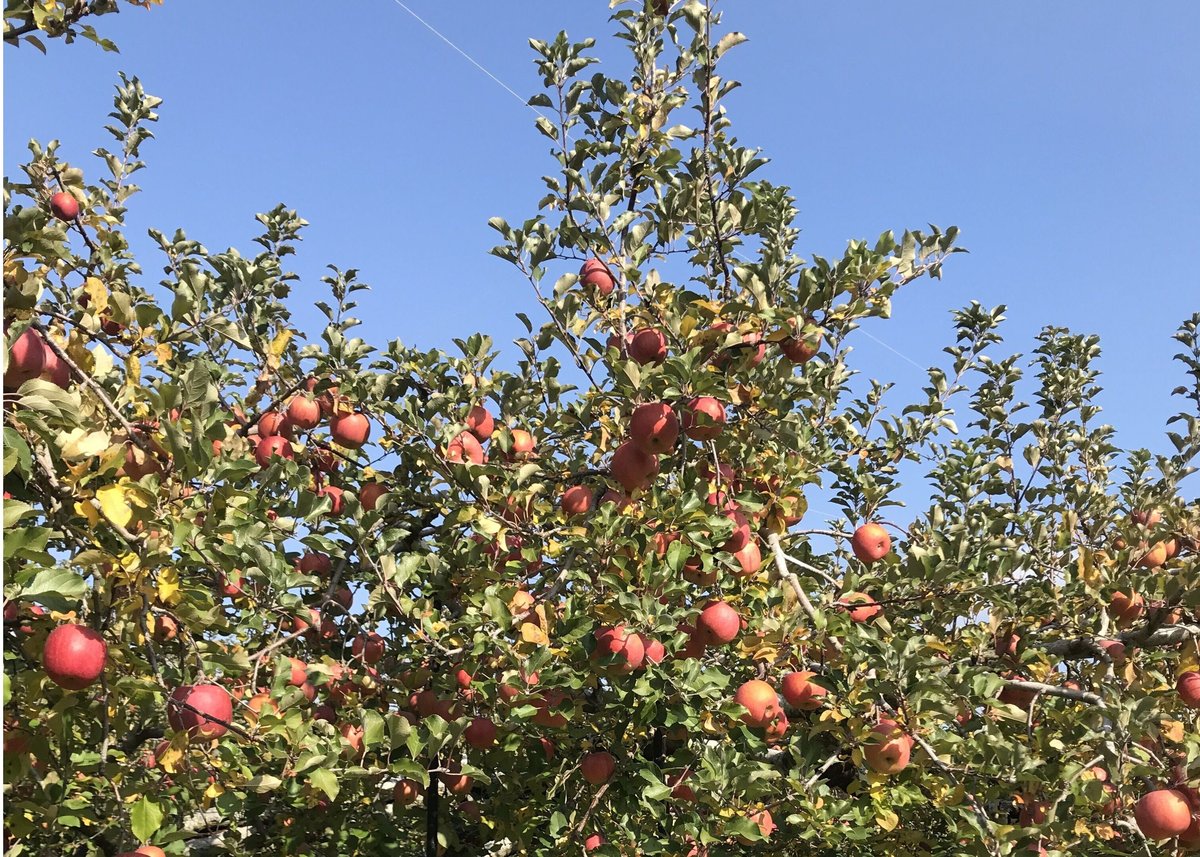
[253,381,371,471]
[3,326,72,390]
[443,402,535,466]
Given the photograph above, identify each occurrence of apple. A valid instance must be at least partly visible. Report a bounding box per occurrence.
[1136,541,1170,568]
[669,772,696,801]
[258,411,291,438]
[851,523,891,563]
[38,340,71,388]
[509,429,536,458]
[245,691,279,724]
[43,624,107,690]
[1134,789,1192,840]
[738,809,776,843]
[863,718,913,774]
[1131,509,1162,527]
[286,395,321,430]
[168,684,232,742]
[50,191,80,221]
[446,430,485,464]
[593,625,646,672]
[610,441,659,493]
[352,631,385,664]
[584,834,606,853]
[640,634,666,665]
[628,328,668,365]
[359,481,388,511]
[1108,590,1145,625]
[533,690,570,728]
[780,317,823,363]
[561,484,593,517]
[1178,671,1200,708]
[5,327,47,388]
[317,485,345,515]
[734,679,780,728]
[731,540,763,577]
[464,716,497,749]
[837,591,881,623]
[393,778,422,807]
[439,761,474,795]
[297,551,332,577]
[581,750,616,785]
[330,412,370,449]
[580,258,616,296]
[255,435,294,468]
[994,629,1021,659]
[465,404,495,440]
[721,508,751,553]
[151,614,178,642]
[780,671,827,710]
[340,723,364,758]
[712,325,765,370]
[696,601,741,646]
[681,396,726,440]
[629,402,679,454]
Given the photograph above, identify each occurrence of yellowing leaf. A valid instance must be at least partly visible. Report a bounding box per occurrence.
[158,743,184,774]
[1163,719,1185,743]
[90,342,114,378]
[156,567,181,606]
[76,500,100,527]
[154,343,172,365]
[96,484,134,528]
[266,329,293,369]
[83,277,109,314]
[58,428,111,461]
[124,353,142,393]
[876,809,899,831]
[204,780,224,799]
[520,620,549,647]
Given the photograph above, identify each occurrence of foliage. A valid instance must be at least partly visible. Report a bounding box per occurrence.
[4,2,1200,856]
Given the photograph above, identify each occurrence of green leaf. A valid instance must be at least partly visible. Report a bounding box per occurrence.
[246,775,282,793]
[130,797,163,843]
[362,709,385,748]
[307,767,340,801]
[17,567,86,611]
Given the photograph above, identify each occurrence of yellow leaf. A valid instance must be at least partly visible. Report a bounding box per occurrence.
[124,353,142,393]
[520,620,549,647]
[268,329,293,358]
[83,276,109,314]
[876,809,899,831]
[204,780,224,799]
[1180,647,1200,674]
[76,500,100,527]
[1163,719,1185,743]
[58,428,111,461]
[154,343,172,365]
[157,567,181,606]
[159,743,185,774]
[96,484,133,528]
[90,342,113,377]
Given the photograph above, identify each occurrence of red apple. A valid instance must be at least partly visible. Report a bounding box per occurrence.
[1178,671,1200,708]
[393,778,422,807]
[1108,590,1145,625]
[610,441,659,493]
[43,624,107,690]
[5,327,47,388]
[168,684,232,742]
[734,679,780,728]
[837,591,881,623]
[628,328,668,365]
[629,402,679,454]
[359,482,388,511]
[681,396,726,441]
[696,601,741,646]
[286,396,321,430]
[446,430,485,464]
[581,750,616,785]
[465,404,495,440]
[780,317,822,364]
[780,671,827,711]
[863,718,913,774]
[330,412,370,448]
[352,631,385,664]
[464,716,497,749]
[50,191,80,221]
[561,484,593,516]
[317,485,345,515]
[851,523,891,564]
[297,551,332,577]
[255,435,293,468]
[580,258,615,296]
[593,625,646,672]
[1134,789,1192,840]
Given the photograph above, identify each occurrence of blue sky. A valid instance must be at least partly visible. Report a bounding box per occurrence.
[6,1,1199,495]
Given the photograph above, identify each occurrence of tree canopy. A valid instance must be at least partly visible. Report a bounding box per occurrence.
[4,2,1200,856]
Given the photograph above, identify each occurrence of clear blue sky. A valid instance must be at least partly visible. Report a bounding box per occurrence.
[6,1,1199,473]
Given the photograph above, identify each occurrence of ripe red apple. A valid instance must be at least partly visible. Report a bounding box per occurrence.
[168,684,232,742]
[721,508,751,553]
[394,778,422,807]
[510,429,536,458]
[584,834,606,853]
[629,402,679,454]
[465,404,494,440]
[712,325,765,370]
[283,657,307,686]
[1108,590,1145,625]
[734,679,780,728]
[1179,672,1200,708]
[669,772,696,801]
[737,809,775,844]
[464,716,497,749]
[863,718,913,774]
[286,395,321,430]
[330,412,370,448]
[297,551,332,577]
[359,481,388,511]
[640,634,666,665]
[38,344,71,388]
[1134,789,1193,840]
[446,430,485,464]
[439,762,474,795]
[696,601,741,646]
[340,723,365,758]
[629,328,668,365]
[837,591,881,623]
[50,191,80,221]
[682,396,726,440]
[780,317,823,363]
[580,258,616,296]
[581,750,616,785]
[732,539,762,576]
[593,625,646,672]
[780,671,827,710]
[994,629,1021,659]
[561,484,593,516]
[851,523,891,564]
[43,624,107,690]
[5,327,47,388]
[610,441,659,493]
[318,485,345,515]
[255,435,294,468]
[258,411,291,438]
[352,631,385,664]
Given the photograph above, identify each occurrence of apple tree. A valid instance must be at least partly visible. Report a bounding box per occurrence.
[4,2,1200,856]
